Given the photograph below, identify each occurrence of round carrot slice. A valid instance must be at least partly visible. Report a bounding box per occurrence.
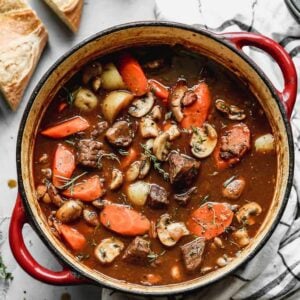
[187,202,234,240]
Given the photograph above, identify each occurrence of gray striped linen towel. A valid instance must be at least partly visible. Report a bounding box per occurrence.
[102,0,300,299]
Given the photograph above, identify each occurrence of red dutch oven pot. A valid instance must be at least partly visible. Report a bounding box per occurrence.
[9,22,298,295]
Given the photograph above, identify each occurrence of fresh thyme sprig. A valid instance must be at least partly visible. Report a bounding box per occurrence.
[97,152,120,167]
[141,143,169,181]
[0,255,13,281]
[55,172,88,190]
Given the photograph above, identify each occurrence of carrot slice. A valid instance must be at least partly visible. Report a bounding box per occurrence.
[181,82,211,129]
[120,147,138,169]
[117,53,149,96]
[59,224,86,251]
[100,204,150,236]
[62,176,104,201]
[41,116,90,138]
[52,144,75,188]
[149,79,169,102]
[187,202,234,240]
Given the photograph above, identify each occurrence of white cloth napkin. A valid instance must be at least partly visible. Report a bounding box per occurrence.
[103,0,300,299]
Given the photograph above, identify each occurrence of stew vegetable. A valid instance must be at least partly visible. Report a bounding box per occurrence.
[33,46,277,285]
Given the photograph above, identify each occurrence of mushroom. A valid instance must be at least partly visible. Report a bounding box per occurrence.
[181,90,197,106]
[82,61,102,86]
[102,91,134,123]
[92,199,111,210]
[74,88,98,111]
[126,160,142,182]
[56,200,82,223]
[232,228,250,247]
[127,181,150,206]
[170,80,187,122]
[190,123,217,158]
[145,138,154,151]
[36,184,47,200]
[128,93,155,118]
[149,105,162,120]
[109,168,123,190]
[94,237,124,264]
[157,214,189,247]
[140,117,159,138]
[216,255,233,267]
[165,124,181,141]
[139,155,151,179]
[215,99,246,121]
[236,202,262,225]
[254,134,275,153]
[83,207,100,226]
[222,177,246,199]
[153,132,171,161]
[101,62,126,90]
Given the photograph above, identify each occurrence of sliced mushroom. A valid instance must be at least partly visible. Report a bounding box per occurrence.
[74,88,98,111]
[157,214,189,247]
[36,184,47,200]
[94,237,124,264]
[145,138,154,151]
[169,79,187,122]
[110,168,123,190]
[165,124,181,141]
[101,62,126,90]
[127,181,150,206]
[102,91,134,123]
[47,183,64,207]
[83,207,99,226]
[181,90,197,106]
[126,161,142,182]
[190,123,217,158]
[222,177,245,199]
[140,117,159,138]
[92,199,111,210]
[128,93,154,118]
[254,134,275,153]
[236,202,262,225]
[149,105,162,120]
[56,200,82,223]
[82,61,102,85]
[153,132,170,161]
[215,99,246,121]
[232,228,250,247]
[139,155,151,179]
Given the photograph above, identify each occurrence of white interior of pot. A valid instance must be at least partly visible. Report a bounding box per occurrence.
[19,24,291,295]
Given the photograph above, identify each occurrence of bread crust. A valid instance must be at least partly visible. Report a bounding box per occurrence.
[0,0,48,110]
[43,0,83,32]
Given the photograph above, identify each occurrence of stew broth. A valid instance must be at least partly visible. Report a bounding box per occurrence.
[33,46,277,285]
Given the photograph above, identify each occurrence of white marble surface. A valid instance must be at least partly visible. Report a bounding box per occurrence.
[0,1,155,299]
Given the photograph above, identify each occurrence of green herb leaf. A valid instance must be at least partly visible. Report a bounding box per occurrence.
[147,250,166,263]
[55,171,88,190]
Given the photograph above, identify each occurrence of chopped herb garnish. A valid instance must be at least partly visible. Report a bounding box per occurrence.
[141,143,169,181]
[118,149,129,156]
[223,175,237,188]
[147,250,166,263]
[200,194,210,205]
[55,171,87,190]
[0,255,13,281]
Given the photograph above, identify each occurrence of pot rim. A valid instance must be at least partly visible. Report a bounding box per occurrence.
[16,21,294,295]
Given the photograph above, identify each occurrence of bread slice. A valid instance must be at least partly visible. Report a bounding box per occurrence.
[0,0,48,110]
[43,0,83,32]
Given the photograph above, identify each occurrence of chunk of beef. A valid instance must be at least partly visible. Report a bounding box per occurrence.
[105,120,134,147]
[169,79,187,122]
[122,237,151,264]
[220,123,250,161]
[148,184,169,208]
[180,238,205,272]
[91,121,108,138]
[168,151,200,186]
[77,139,103,169]
[174,186,197,206]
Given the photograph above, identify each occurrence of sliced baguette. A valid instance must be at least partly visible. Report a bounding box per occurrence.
[43,0,83,32]
[0,0,48,110]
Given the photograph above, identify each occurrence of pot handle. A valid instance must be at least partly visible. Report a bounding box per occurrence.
[9,193,88,285]
[220,32,297,119]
